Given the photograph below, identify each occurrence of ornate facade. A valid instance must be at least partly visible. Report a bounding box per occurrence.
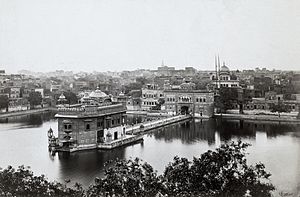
[55,89,127,151]
[164,89,215,118]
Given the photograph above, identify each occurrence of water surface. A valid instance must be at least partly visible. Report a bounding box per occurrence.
[0,112,299,195]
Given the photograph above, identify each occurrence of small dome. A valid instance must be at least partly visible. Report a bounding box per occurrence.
[220,65,230,72]
[59,93,66,99]
[89,89,107,98]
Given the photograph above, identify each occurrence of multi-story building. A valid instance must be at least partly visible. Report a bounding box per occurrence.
[50,84,62,92]
[141,84,164,110]
[164,88,214,118]
[9,87,21,99]
[55,95,127,151]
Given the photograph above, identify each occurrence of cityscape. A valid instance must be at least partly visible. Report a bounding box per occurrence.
[0,63,300,196]
[1,0,300,196]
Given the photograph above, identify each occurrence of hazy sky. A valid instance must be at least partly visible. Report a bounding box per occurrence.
[0,0,299,73]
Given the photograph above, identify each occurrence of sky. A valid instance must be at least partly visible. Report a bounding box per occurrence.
[0,0,300,73]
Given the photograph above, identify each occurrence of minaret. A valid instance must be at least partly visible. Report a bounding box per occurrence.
[215,55,218,81]
[217,55,221,78]
[218,55,221,89]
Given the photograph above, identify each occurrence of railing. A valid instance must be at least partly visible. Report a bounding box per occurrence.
[57,104,126,117]
[125,115,191,134]
[98,135,143,148]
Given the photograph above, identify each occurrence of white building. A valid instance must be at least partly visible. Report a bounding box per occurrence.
[141,84,164,110]
[210,65,240,89]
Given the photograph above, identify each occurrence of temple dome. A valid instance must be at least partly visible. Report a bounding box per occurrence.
[59,93,66,99]
[89,88,107,98]
[220,65,230,72]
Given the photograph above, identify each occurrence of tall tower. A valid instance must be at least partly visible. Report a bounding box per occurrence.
[217,55,221,78]
[215,55,218,84]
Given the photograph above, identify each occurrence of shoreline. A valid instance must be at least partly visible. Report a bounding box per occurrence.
[0,107,57,118]
[1,108,299,123]
[214,113,300,123]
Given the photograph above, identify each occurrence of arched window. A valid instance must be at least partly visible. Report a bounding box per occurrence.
[86,124,90,130]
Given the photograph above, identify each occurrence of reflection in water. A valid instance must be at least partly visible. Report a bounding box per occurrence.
[153,119,216,145]
[0,111,57,128]
[55,148,126,186]
[0,112,299,194]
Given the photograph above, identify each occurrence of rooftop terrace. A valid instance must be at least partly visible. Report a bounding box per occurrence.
[55,103,126,118]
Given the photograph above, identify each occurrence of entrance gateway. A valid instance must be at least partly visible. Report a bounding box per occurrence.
[180,106,189,115]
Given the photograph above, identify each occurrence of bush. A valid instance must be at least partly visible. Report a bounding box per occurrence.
[0,141,274,197]
[0,165,84,196]
[88,141,274,197]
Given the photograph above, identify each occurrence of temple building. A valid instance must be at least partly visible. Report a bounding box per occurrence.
[54,88,128,152]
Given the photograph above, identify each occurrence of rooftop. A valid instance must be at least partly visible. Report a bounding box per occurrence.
[55,103,126,118]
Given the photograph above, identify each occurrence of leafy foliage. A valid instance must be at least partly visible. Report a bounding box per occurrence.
[87,158,163,197]
[270,102,291,114]
[0,141,274,197]
[151,98,165,110]
[163,141,274,197]
[0,165,84,197]
[28,91,42,109]
[0,95,9,111]
[63,91,78,105]
[88,141,274,197]
[215,87,239,112]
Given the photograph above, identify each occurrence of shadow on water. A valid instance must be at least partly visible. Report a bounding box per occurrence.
[215,118,300,140]
[152,119,216,145]
[150,118,300,144]
[53,147,127,187]
[0,111,56,128]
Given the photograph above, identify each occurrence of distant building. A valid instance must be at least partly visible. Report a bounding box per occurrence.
[210,65,239,89]
[35,88,44,98]
[10,87,21,98]
[126,97,142,111]
[141,84,164,110]
[50,84,62,92]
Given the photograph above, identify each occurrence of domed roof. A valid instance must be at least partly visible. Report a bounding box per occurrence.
[59,93,66,99]
[220,65,230,72]
[89,88,107,98]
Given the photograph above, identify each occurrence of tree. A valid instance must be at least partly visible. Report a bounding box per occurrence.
[28,91,42,109]
[270,102,291,117]
[0,95,9,112]
[163,141,274,197]
[0,141,274,197]
[87,141,274,197]
[216,87,239,113]
[64,91,78,105]
[191,76,210,90]
[87,158,163,197]
[0,165,83,196]
[135,77,149,86]
[151,98,165,110]
[124,83,143,95]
